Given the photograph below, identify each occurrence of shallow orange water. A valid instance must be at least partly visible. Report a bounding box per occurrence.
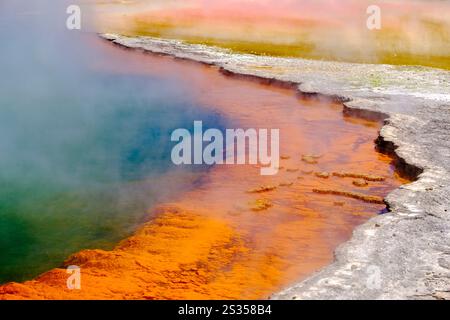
[0,39,408,300]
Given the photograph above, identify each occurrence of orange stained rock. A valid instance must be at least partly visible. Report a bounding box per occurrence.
[332,172,386,182]
[312,189,385,204]
[315,172,331,179]
[353,180,369,187]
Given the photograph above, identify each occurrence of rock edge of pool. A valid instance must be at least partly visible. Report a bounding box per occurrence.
[101,33,450,300]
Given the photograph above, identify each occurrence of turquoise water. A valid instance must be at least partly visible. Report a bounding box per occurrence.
[0,2,226,283]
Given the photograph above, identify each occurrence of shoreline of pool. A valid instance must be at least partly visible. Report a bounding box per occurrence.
[1,33,448,300]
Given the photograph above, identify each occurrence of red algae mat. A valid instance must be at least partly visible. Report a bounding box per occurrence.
[0,40,408,300]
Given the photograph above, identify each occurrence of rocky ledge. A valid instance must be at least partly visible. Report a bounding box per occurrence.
[101,33,450,300]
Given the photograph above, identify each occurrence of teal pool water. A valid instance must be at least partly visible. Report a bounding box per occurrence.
[0,3,226,283]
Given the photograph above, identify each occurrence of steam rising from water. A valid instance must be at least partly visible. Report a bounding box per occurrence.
[98,0,450,68]
[0,0,223,283]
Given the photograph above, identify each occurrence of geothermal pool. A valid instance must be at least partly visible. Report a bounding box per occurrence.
[0,34,408,299]
[0,40,227,284]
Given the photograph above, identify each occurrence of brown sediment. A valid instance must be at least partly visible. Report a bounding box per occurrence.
[0,38,409,300]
